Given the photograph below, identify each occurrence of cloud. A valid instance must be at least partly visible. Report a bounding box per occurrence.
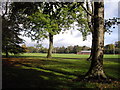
[53,30,92,47]
[104,26,118,45]
[105,1,118,19]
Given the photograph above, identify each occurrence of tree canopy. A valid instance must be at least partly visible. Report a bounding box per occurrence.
[2,2,26,57]
[10,2,90,58]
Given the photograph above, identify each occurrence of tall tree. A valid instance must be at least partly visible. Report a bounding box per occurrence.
[83,1,107,80]
[2,2,25,57]
[81,0,120,80]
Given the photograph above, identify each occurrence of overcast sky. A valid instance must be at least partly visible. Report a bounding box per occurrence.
[20,0,119,48]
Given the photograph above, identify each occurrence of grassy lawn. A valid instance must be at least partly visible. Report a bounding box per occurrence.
[2,53,120,89]
[8,53,119,59]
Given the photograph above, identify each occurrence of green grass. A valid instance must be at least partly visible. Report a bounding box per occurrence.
[10,53,120,59]
[3,53,120,88]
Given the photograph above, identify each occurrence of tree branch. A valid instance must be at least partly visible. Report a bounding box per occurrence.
[87,2,94,33]
[2,1,8,18]
[80,4,94,16]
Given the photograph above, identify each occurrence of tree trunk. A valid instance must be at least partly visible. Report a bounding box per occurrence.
[87,34,94,61]
[85,1,107,80]
[47,33,53,58]
[5,47,9,57]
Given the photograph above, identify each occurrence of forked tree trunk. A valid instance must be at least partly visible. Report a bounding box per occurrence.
[47,33,53,58]
[85,1,107,80]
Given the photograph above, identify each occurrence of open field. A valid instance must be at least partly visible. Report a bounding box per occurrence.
[2,53,120,89]
[9,53,120,59]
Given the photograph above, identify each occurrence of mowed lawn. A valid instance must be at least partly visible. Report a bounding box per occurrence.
[2,53,120,89]
[11,53,119,59]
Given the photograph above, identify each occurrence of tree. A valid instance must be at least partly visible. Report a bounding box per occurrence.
[81,46,90,50]
[81,0,120,80]
[2,2,25,57]
[67,1,107,80]
[104,44,115,54]
[21,44,28,53]
[11,2,89,58]
[28,2,88,58]
[11,2,74,58]
[114,41,120,54]
[82,1,108,80]
[115,41,120,48]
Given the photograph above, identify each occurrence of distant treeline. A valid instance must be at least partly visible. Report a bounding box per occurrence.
[104,41,120,54]
[22,41,120,54]
[23,45,91,54]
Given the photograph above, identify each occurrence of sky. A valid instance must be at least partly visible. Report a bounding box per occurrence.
[20,0,120,48]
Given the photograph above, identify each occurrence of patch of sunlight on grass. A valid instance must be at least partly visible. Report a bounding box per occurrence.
[42,64,65,68]
[60,68,76,73]
[21,66,31,69]
[67,75,77,79]
[21,65,77,79]
[104,61,119,65]
[39,75,49,80]
[11,53,119,59]
[104,55,119,58]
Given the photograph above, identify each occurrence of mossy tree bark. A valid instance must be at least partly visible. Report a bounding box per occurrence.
[85,1,107,80]
[47,33,53,58]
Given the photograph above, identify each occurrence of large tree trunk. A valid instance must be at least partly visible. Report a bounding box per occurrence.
[85,2,107,80]
[47,33,53,58]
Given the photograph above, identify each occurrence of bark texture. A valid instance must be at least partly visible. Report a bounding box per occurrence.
[47,33,53,58]
[85,2,107,80]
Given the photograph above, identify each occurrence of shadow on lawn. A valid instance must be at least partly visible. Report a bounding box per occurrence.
[19,63,78,77]
[3,55,120,62]
[3,66,75,89]
[2,57,120,89]
[2,55,84,60]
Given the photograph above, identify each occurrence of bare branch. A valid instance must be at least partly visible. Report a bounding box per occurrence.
[80,4,94,16]
[2,1,8,18]
[86,2,94,33]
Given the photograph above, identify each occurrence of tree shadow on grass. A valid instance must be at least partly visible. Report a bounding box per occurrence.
[3,66,74,89]
[2,55,85,60]
[2,59,120,89]
[19,63,78,77]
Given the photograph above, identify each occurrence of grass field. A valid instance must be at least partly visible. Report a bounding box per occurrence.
[10,53,120,58]
[2,53,120,89]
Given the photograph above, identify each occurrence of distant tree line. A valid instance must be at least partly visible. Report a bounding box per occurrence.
[104,41,120,54]
[23,41,120,54]
[23,45,91,54]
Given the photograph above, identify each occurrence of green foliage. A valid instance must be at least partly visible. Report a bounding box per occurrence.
[104,42,120,54]
[21,45,90,54]
[28,11,60,37]
[105,17,120,34]
[2,2,26,56]
[115,41,120,48]
[26,46,48,53]
[104,44,115,50]
[12,2,91,42]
